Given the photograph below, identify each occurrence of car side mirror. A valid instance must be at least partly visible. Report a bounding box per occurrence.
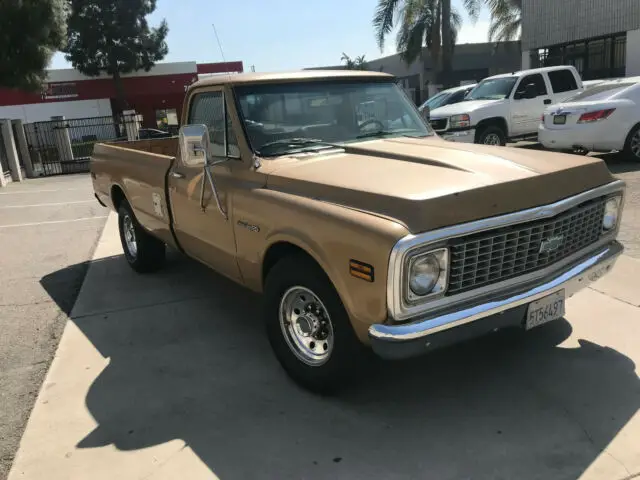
[179,124,211,164]
[421,106,431,121]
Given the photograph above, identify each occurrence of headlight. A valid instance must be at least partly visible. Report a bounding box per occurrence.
[407,248,448,300]
[603,196,621,231]
[449,114,470,129]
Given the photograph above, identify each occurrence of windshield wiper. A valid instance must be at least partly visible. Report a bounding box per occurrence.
[256,138,338,156]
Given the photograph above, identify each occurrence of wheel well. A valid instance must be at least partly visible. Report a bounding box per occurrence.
[475,117,508,139]
[262,242,320,285]
[625,122,640,145]
[111,185,126,211]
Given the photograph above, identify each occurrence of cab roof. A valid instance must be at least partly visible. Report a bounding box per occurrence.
[190,70,394,90]
[486,65,579,81]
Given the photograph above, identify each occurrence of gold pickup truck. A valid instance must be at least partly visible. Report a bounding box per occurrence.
[92,70,625,392]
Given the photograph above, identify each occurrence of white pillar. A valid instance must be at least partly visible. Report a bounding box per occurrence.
[11,120,35,178]
[123,110,141,141]
[51,116,73,165]
[1,119,22,182]
[521,50,531,70]
[626,29,640,77]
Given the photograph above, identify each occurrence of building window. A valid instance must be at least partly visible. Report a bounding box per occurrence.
[532,33,626,80]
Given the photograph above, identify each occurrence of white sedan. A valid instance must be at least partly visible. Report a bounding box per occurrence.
[539,77,640,160]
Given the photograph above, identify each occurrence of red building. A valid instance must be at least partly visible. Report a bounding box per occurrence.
[0,61,243,127]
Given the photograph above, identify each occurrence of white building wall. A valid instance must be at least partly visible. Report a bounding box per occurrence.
[626,29,640,76]
[0,98,112,123]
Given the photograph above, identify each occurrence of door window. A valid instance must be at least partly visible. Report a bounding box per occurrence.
[516,73,547,98]
[188,91,240,163]
[548,69,578,93]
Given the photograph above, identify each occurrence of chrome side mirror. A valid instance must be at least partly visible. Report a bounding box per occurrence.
[179,124,211,164]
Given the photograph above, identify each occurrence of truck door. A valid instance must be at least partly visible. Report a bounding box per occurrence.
[168,89,242,282]
[510,73,552,137]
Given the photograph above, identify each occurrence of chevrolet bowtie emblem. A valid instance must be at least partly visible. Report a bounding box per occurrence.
[539,235,564,254]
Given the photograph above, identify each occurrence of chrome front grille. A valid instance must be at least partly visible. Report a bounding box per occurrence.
[430,118,448,131]
[447,198,606,295]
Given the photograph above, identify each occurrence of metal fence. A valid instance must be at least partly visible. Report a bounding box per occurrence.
[0,127,10,176]
[24,115,131,176]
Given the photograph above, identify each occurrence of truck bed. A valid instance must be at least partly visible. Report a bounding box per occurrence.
[91,137,179,247]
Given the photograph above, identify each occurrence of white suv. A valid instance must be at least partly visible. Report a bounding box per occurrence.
[428,66,583,145]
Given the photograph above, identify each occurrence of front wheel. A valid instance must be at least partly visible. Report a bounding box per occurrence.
[264,254,367,393]
[476,126,506,146]
[118,201,166,273]
[624,124,640,162]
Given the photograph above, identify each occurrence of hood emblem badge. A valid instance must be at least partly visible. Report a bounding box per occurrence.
[539,235,564,254]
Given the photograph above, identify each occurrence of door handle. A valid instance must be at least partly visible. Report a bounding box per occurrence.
[170,171,185,179]
[544,99,552,105]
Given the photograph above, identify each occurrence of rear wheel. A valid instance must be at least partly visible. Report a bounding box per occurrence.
[264,254,367,393]
[624,124,640,161]
[476,125,506,146]
[118,201,166,273]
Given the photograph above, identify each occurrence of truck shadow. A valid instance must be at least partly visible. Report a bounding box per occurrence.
[40,253,640,479]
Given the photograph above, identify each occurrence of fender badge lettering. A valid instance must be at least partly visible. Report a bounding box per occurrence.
[237,220,260,233]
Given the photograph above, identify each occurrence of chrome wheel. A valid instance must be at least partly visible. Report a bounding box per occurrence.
[631,130,640,159]
[123,214,137,258]
[483,133,502,145]
[279,286,334,366]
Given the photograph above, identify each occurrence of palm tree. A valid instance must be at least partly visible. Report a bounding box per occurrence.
[341,53,368,70]
[373,0,481,86]
[486,0,522,42]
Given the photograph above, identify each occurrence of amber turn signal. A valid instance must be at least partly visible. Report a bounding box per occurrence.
[349,260,374,282]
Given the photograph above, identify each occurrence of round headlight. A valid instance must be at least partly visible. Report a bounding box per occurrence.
[603,197,620,231]
[409,254,441,296]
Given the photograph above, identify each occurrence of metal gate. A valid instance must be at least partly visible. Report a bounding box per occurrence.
[24,116,127,176]
[0,127,10,178]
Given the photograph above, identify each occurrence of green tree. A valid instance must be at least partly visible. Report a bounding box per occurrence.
[0,0,67,91]
[486,0,522,42]
[373,0,481,87]
[64,0,169,113]
[341,53,368,70]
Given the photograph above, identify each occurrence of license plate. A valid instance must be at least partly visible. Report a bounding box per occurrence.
[526,290,565,330]
[553,115,566,125]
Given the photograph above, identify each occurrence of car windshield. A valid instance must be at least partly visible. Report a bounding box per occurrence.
[565,82,636,102]
[421,91,451,110]
[234,80,432,156]
[466,77,517,100]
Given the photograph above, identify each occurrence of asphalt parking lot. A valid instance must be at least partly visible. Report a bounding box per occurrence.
[1,153,640,480]
[0,175,107,479]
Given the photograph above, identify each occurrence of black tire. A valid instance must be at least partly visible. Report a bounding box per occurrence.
[476,125,507,146]
[624,124,640,162]
[264,254,368,394]
[118,201,166,273]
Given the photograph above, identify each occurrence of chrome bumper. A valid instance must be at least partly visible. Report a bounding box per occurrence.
[369,241,623,359]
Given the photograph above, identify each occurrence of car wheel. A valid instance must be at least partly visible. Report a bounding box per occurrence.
[118,201,166,273]
[264,254,368,393]
[476,126,506,146]
[624,124,640,161]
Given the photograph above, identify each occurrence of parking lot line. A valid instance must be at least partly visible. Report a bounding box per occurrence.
[0,216,108,229]
[0,200,95,209]
[0,188,90,195]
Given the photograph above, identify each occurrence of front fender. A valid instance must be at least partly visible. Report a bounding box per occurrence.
[233,188,408,343]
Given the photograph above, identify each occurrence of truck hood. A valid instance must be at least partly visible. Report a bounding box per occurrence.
[430,99,504,117]
[265,137,614,234]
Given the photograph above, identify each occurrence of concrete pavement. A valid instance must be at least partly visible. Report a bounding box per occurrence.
[7,212,640,480]
[0,175,108,479]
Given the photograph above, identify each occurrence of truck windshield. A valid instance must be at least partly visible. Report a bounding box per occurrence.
[466,77,517,100]
[234,81,432,156]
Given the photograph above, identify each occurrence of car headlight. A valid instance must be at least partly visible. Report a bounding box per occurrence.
[449,114,470,129]
[603,196,621,231]
[406,248,448,301]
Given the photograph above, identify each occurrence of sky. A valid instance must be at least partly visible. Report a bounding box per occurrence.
[49,0,492,72]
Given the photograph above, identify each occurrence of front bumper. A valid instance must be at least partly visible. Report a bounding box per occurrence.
[369,241,623,360]
[440,128,476,143]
